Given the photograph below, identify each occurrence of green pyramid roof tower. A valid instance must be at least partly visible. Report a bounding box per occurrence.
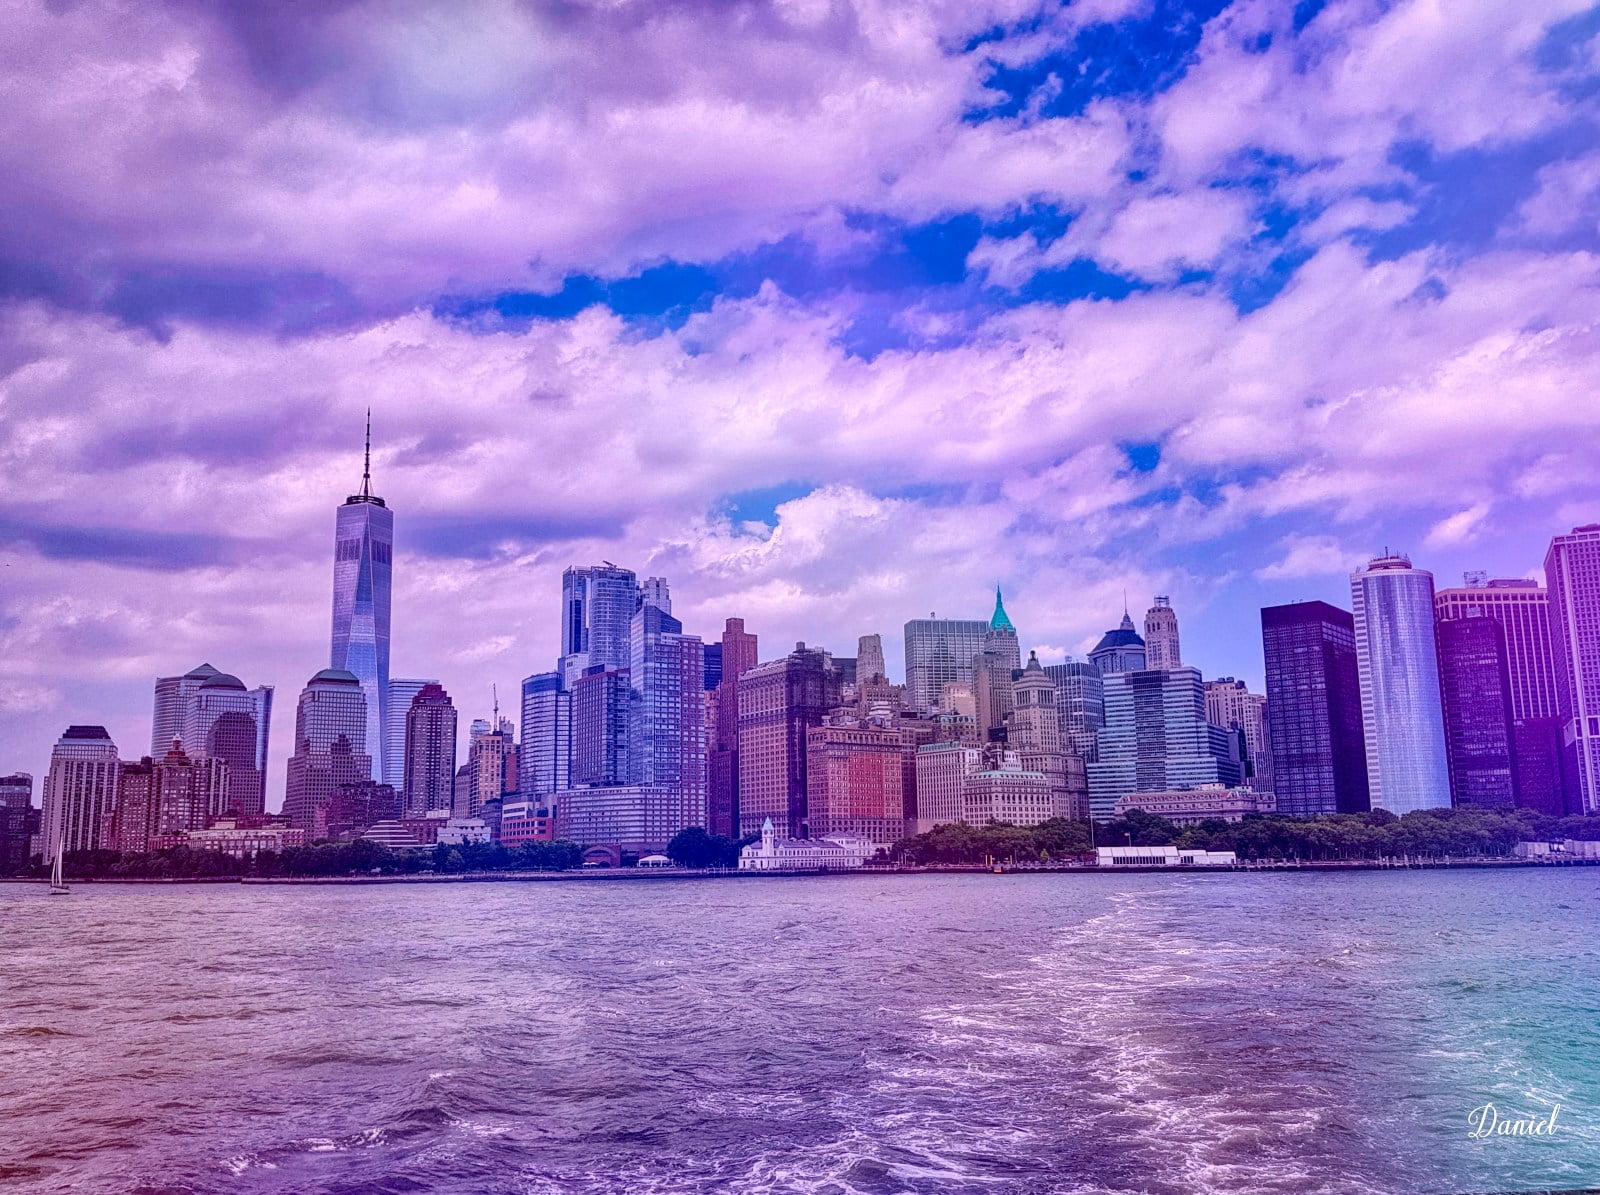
[989,587,1015,632]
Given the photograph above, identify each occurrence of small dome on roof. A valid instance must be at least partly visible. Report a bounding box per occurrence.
[199,673,246,691]
[310,668,361,685]
[1091,627,1145,654]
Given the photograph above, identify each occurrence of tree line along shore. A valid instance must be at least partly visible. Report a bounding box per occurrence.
[10,806,1599,882]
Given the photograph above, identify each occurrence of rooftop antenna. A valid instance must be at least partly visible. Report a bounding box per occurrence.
[360,407,373,499]
[492,683,499,730]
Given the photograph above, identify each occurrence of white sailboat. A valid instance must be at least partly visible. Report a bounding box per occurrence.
[48,839,68,895]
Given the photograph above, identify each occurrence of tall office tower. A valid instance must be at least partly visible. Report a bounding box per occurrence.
[1435,577,1560,718]
[904,617,988,712]
[1009,653,1060,754]
[0,774,32,807]
[1436,574,1568,814]
[520,672,571,800]
[572,667,634,787]
[642,576,671,615]
[1261,602,1369,816]
[1089,612,1147,675]
[1434,616,1518,808]
[1009,651,1087,819]
[737,643,843,837]
[107,744,228,853]
[1144,597,1181,669]
[1351,554,1451,813]
[1204,678,1272,794]
[402,683,457,817]
[151,662,218,754]
[383,678,437,795]
[805,720,915,848]
[1086,668,1243,822]
[857,634,887,682]
[41,725,120,856]
[151,664,272,813]
[709,617,758,837]
[330,415,393,790]
[1044,661,1104,762]
[184,672,267,815]
[464,714,516,818]
[1511,717,1571,816]
[629,604,708,836]
[560,564,641,690]
[972,650,1016,738]
[0,774,38,876]
[984,590,1022,672]
[1545,524,1600,813]
[703,644,723,691]
[284,669,372,834]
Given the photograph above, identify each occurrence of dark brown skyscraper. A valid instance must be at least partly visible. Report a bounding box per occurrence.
[737,643,842,838]
[1261,601,1369,816]
[1435,616,1517,808]
[709,617,758,837]
[402,683,457,817]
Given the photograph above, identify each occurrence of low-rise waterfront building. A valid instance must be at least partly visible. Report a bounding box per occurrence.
[1094,845,1238,867]
[737,817,875,871]
[437,817,491,846]
[361,820,430,852]
[1111,785,1277,826]
[152,822,308,857]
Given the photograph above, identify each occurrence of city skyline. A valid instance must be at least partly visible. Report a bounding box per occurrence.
[3,447,1587,812]
[4,1,1600,804]
[15,489,1600,825]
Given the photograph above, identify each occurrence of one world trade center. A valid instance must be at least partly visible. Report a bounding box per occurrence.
[330,412,392,785]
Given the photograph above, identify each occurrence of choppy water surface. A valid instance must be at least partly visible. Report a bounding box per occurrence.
[1,869,1597,1194]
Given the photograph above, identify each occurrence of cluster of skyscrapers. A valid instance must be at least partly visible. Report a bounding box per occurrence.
[10,427,1600,869]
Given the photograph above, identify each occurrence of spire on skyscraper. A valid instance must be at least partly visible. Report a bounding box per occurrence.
[990,587,1015,632]
[346,408,385,508]
[360,407,372,499]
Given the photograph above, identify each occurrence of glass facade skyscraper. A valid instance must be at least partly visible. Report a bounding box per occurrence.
[150,662,271,813]
[1261,601,1368,816]
[284,669,372,832]
[184,672,271,815]
[330,419,392,791]
[384,678,437,795]
[1044,661,1104,763]
[629,604,707,838]
[151,662,218,755]
[904,618,988,713]
[1545,523,1600,814]
[1350,554,1451,813]
[560,565,641,690]
[520,671,572,799]
[1086,667,1242,823]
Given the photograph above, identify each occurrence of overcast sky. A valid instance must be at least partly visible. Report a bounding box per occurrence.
[3,0,1599,805]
